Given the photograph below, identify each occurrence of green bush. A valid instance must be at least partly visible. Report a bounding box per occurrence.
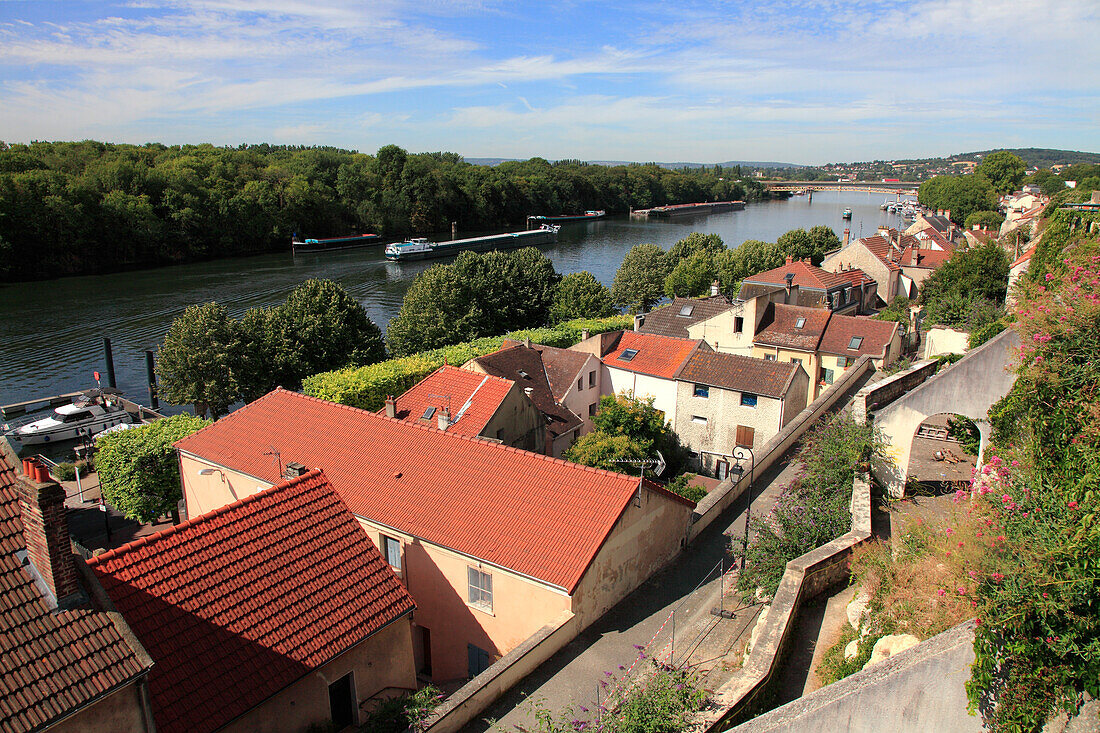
[664,474,708,503]
[968,320,1006,349]
[303,315,630,411]
[51,462,77,481]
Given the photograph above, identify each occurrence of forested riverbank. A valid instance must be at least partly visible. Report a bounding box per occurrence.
[0,141,766,281]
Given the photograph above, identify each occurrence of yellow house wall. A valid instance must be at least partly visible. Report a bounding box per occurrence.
[477,382,545,453]
[569,488,692,628]
[749,346,820,407]
[222,616,417,733]
[352,518,572,684]
[554,352,604,439]
[47,681,151,733]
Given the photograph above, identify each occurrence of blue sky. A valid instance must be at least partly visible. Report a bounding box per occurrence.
[1,0,1098,164]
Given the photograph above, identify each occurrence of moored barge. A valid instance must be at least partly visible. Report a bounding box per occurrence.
[385,226,559,262]
[646,200,745,218]
[292,233,381,253]
[526,210,605,225]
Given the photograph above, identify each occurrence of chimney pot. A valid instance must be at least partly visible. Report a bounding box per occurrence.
[581,328,590,340]
[785,255,793,265]
[437,408,451,431]
[633,314,645,331]
[843,228,850,247]
[709,280,720,296]
[524,337,531,348]
[17,474,82,606]
[283,461,307,479]
[384,395,396,419]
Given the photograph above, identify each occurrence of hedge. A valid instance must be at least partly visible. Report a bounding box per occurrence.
[302,315,632,411]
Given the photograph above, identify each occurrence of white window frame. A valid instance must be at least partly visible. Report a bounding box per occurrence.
[468,567,493,613]
[382,535,401,570]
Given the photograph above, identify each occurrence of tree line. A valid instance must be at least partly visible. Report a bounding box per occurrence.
[0,140,767,280]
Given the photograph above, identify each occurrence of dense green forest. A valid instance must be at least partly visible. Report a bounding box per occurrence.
[0,141,765,281]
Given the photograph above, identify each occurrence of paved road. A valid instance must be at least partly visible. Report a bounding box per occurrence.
[464,453,806,732]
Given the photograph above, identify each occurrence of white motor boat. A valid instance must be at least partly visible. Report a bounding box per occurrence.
[4,389,133,446]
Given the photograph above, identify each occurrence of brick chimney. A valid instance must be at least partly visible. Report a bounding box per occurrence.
[944,209,951,222]
[18,472,83,608]
[384,395,396,418]
[710,280,720,296]
[843,228,850,247]
[437,407,451,431]
[581,328,590,340]
[785,255,793,265]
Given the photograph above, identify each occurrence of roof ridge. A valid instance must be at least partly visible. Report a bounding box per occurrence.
[280,389,640,485]
[88,467,326,567]
[433,363,515,387]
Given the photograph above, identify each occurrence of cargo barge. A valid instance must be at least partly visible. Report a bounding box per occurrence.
[292,233,381,253]
[526,210,605,225]
[645,201,745,218]
[385,226,559,262]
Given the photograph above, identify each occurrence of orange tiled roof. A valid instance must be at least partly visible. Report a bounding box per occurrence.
[603,331,706,379]
[743,259,848,290]
[387,365,513,437]
[818,315,899,359]
[0,452,150,733]
[87,469,415,733]
[175,390,693,593]
[753,303,831,352]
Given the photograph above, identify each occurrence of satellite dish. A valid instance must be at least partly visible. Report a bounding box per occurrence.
[653,450,667,478]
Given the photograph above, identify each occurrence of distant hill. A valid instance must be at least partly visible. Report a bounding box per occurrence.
[956,148,1100,168]
[463,157,802,169]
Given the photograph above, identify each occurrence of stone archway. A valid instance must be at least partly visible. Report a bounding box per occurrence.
[874,329,1020,497]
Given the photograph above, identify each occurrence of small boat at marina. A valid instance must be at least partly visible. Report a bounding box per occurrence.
[4,388,133,446]
[291,233,381,253]
[842,208,853,219]
[385,226,559,262]
[527,210,605,224]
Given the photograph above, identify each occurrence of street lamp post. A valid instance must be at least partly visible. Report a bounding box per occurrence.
[733,446,755,571]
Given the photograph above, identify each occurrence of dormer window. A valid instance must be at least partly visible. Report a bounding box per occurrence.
[848,336,863,350]
[794,317,806,329]
[679,304,695,317]
[518,370,530,379]
[618,349,639,362]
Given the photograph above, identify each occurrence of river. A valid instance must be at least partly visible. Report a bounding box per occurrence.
[0,190,912,409]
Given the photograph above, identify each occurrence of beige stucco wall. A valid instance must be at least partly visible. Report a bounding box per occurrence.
[822,243,897,304]
[569,487,692,628]
[353,517,572,684]
[477,382,545,452]
[223,614,417,733]
[604,366,680,424]
[553,352,604,438]
[921,326,970,359]
[689,290,790,354]
[672,380,785,474]
[48,681,151,733]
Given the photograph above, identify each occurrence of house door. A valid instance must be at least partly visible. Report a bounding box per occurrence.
[328,672,356,729]
[715,460,729,481]
[468,643,491,678]
[415,626,433,677]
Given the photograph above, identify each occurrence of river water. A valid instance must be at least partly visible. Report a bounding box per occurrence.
[0,190,911,409]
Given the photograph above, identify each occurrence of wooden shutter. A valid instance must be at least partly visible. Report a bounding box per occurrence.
[736,425,755,448]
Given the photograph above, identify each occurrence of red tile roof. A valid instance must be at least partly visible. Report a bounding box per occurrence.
[831,267,876,288]
[387,365,513,437]
[818,315,899,359]
[900,244,954,270]
[743,259,848,291]
[175,390,693,593]
[675,351,800,400]
[603,331,706,379]
[87,469,415,733]
[753,303,831,352]
[469,345,583,439]
[1012,244,1037,269]
[0,451,150,733]
[497,341,592,402]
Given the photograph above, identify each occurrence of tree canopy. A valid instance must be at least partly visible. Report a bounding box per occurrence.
[611,243,672,313]
[564,392,686,477]
[974,151,1028,195]
[386,247,561,355]
[156,302,240,418]
[96,414,211,522]
[918,175,998,225]
[919,243,1010,330]
[963,210,1005,231]
[775,225,839,266]
[0,141,767,281]
[550,271,616,323]
[665,232,725,268]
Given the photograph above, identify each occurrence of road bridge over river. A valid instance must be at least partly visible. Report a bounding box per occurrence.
[763,180,920,195]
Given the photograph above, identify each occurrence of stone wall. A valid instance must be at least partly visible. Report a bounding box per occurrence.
[689,355,872,542]
[850,357,940,424]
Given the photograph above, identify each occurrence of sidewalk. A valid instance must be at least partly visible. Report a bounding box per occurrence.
[58,471,174,553]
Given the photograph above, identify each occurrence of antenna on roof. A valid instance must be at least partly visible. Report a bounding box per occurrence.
[262,446,282,477]
[613,452,666,507]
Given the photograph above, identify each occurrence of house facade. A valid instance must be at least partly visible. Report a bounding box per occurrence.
[87,469,418,733]
[175,390,694,684]
[672,351,808,476]
[737,257,873,315]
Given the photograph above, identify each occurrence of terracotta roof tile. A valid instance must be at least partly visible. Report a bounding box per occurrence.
[603,331,706,379]
[818,315,899,359]
[635,296,733,339]
[87,469,415,733]
[675,351,799,400]
[175,390,688,592]
[830,268,876,288]
[386,366,513,437]
[753,303,831,352]
[0,452,150,733]
[743,260,848,291]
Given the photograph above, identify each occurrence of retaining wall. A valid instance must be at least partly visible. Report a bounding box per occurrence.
[850,358,940,424]
[689,355,873,542]
[696,471,873,731]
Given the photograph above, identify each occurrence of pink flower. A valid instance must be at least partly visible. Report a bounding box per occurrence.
[1046,273,1055,281]
[1042,592,1049,598]
[1068,500,1078,510]
[937,588,946,597]
[991,573,1005,582]
[1002,494,1012,503]
[957,587,966,595]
